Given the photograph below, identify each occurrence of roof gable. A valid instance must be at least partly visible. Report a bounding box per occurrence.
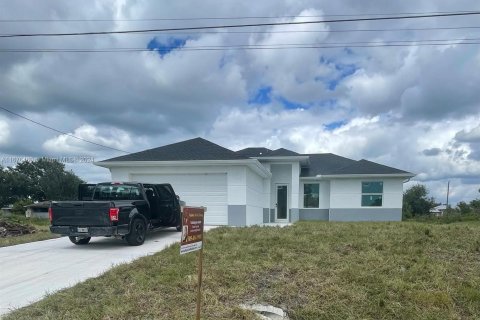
[266,148,299,156]
[102,137,245,162]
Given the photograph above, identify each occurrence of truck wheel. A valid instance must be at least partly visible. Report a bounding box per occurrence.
[176,212,183,231]
[69,236,91,245]
[126,218,146,246]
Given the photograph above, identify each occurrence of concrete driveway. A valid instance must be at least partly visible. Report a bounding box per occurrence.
[0,227,215,316]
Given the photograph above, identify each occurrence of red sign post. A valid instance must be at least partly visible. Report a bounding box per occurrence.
[180,207,205,320]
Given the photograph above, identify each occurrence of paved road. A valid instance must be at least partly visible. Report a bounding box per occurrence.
[0,227,214,316]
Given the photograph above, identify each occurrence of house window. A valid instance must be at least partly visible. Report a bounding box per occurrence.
[304,184,319,208]
[362,181,383,207]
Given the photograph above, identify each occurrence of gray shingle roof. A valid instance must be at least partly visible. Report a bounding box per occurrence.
[236,147,272,157]
[102,137,245,162]
[266,148,300,156]
[300,155,412,176]
[328,159,412,175]
[300,153,357,176]
[235,147,299,157]
[101,138,413,176]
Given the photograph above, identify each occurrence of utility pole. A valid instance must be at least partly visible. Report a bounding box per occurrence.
[446,180,450,209]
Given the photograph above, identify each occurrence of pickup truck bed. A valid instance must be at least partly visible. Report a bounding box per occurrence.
[50,182,183,246]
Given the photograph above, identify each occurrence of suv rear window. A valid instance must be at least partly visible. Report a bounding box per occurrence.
[93,185,143,201]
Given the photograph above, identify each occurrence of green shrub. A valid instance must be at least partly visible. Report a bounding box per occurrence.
[408,212,480,224]
[11,199,33,216]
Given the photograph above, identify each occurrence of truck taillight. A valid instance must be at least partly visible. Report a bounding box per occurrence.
[48,207,53,223]
[109,208,119,222]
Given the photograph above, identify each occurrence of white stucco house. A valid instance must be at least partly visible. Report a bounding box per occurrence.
[96,137,415,226]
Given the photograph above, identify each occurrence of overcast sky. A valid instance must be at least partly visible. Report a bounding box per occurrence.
[0,0,479,205]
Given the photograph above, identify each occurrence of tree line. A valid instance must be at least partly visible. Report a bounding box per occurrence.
[403,184,480,218]
[0,159,84,210]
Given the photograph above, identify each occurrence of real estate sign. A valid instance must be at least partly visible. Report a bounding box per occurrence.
[180,207,205,255]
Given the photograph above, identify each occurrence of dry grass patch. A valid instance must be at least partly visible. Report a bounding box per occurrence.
[5,221,480,319]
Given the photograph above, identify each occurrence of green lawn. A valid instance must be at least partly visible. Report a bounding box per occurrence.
[6,221,480,320]
[0,215,59,247]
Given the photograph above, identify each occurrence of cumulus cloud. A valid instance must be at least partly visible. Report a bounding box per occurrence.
[455,125,480,142]
[1,0,479,204]
[43,124,133,155]
[0,118,10,145]
[208,107,480,203]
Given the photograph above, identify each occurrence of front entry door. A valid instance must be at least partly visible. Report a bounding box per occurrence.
[276,184,288,222]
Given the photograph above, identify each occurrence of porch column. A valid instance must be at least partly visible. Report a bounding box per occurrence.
[290,162,300,222]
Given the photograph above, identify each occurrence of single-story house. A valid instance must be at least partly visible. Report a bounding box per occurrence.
[430,204,447,216]
[24,201,51,219]
[1,205,13,216]
[96,137,415,226]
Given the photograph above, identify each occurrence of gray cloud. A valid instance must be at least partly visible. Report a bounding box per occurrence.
[1,0,480,205]
[422,148,442,156]
[455,125,480,143]
[468,143,480,161]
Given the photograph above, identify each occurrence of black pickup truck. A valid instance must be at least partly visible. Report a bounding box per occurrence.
[49,182,183,246]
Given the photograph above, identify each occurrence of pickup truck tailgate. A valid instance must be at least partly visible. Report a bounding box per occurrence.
[51,201,112,226]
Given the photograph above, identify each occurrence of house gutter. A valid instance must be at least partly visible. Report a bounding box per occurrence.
[94,159,272,178]
[312,173,416,179]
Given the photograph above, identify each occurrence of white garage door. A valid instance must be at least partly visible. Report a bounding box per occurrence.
[130,173,228,225]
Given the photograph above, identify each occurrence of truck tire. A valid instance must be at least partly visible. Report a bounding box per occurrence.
[126,218,147,246]
[176,211,183,231]
[69,236,91,245]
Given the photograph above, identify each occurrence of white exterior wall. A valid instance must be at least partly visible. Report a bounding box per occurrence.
[111,165,235,225]
[329,178,404,209]
[109,164,267,226]
[300,180,330,209]
[262,163,271,210]
[291,163,300,209]
[245,167,264,225]
[227,166,247,205]
[109,167,129,181]
[106,162,406,224]
[110,165,231,181]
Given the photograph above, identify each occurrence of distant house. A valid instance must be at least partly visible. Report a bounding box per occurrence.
[0,205,13,216]
[24,201,50,219]
[430,204,447,216]
[96,137,415,226]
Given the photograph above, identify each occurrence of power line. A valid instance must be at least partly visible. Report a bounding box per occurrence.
[1,11,479,38]
[0,37,478,53]
[3,36,479,49]
[11,25,471,37]
[4,25,480,38]
[0,10,477,22]
[123,25,480,35]
[0,106,130,154]
[1,42,478,53]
